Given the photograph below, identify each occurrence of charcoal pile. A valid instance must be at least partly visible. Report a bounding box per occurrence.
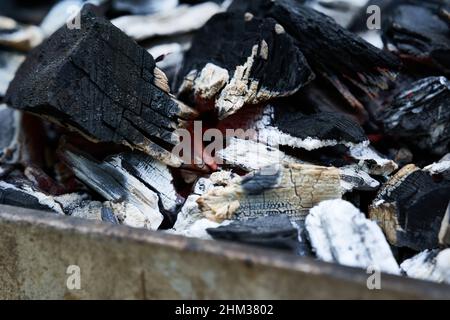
[0,0,449,285]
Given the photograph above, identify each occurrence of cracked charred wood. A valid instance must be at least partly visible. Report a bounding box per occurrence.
[5,6,197,168]
[228,0,400,112]
[60,148,164,230]
[115,152,181,212]
[306,199,400,274]
[176,12,314,119]
[207,215,300,251]
[112,2,222,42]
[383,1,450,75]
[378,76,450,156]
[0,50,25,97]
[400,249,450,284]
[369,164,450,251]
[197,163,343,222]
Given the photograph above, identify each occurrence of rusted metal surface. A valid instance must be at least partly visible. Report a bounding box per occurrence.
[0,204,449,299]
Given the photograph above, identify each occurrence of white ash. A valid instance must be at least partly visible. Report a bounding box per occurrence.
[106,201,157,230]
[424,154,450,179]
[112,2,222,42]
[0,52,25,96]
[349,144,398,176]
[401,249,450,284]
[148,42,189,71]
[216,137,303,171]
[0,19,43,51]
[306,199,400,275]
[339,165,380,192]
[70,200,103,221]
[168,194,230,240]
[194,170,239,195]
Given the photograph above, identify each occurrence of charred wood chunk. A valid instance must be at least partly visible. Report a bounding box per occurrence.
[60,149,164,230]
[207,215,299,251]
[401,249,450,284]
[383,2,450,74]
[229,0,400,111]
[5,6,196,167]
[177,12,313,119]
[379,76,450,156]
[306,199,400,274]
[369,165,450,251]
[197,163,343,222]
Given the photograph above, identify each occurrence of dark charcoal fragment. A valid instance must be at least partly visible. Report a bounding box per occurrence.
[177,11,313,119]
[229,0,400,113]
[5,6,196,168]
[207,215,299,251]
[370,165,450,251]
[379,76,450,156]
[383,1,450,74]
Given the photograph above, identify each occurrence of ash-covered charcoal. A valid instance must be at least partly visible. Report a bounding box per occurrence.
[5,6,197,168]
[197,163,343,222]
[259,109,369,151]
[0,177,89,215]
[110,0,178,15]
[229,0,400,112]
[0,105,22,164]
[177,12,313,119]
[383,1,450,74]
[206,215,300,251]
[379,77,450,156]
[0,15,43,51]
[101,206,119,224]
[400,249,450,284]
[306,199,400,274]
[0,51,25,97]
[339,165,380,192]
[424,153,450,181]
[112,2,222,42]
[115,152,181,212]
[369,164,450,251]
[348,143,398,176]
[61,149,164,230]
[216,137,303,172]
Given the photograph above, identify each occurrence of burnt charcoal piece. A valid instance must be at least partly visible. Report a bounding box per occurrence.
[197,163,343,222]
[401,249,450,284]
[207,215,299,251]
[306,199,400,274]
[383,2,450,74]
[379,77,450,156]
[229,0,400,112]
[60,148,164,230]
[177,12,313,119]
[369,165,450,251]
[5,6,196,167]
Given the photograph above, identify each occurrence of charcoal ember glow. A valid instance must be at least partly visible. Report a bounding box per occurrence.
[379,76,450,156]
[369,164,450,251]
[177,11,313,119]
[5,6,197,167]
[306,199,400,275]
[206,215,300,251]
[229,0,400,111]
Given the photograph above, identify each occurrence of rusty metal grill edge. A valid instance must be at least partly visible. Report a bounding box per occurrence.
[0,204,449,299]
